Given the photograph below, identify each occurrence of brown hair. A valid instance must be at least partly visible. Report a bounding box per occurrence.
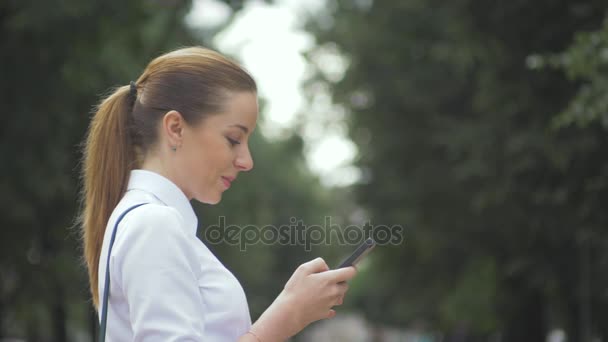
[80,46,257,310]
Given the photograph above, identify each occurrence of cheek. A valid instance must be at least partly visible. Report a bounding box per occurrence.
[179,148,204,179]
[189,140,230,180]
[182,131,235,185]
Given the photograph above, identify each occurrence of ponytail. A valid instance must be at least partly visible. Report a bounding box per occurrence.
[81,85,135,310]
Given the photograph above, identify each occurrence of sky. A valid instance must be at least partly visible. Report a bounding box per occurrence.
[186,0,360,187]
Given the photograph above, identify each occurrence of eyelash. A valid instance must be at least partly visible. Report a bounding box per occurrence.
[227,137,241,146]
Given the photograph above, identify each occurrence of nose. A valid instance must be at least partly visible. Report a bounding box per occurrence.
[234,145,254,171]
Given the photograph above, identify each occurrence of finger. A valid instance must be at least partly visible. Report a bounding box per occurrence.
[336,281,349,294]
[330,293,344,306]
[320,266,357,283]
[332,284,348,306]
[300,257,330,275]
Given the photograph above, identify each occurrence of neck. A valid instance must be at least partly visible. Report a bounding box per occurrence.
[140,154,192,200]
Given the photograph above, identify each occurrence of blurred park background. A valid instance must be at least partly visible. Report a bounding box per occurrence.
[2,0,608,341]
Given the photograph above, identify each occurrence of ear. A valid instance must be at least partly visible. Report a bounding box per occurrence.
[161,110,184,148]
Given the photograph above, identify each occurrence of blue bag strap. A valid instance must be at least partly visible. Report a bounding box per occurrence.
[99,203,148,342]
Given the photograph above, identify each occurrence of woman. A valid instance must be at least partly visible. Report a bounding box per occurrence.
[80,46,356,341]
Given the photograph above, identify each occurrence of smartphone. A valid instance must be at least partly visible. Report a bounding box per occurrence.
[337,238,376,268]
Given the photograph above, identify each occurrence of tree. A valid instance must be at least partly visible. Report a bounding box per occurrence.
[305,0,608,340]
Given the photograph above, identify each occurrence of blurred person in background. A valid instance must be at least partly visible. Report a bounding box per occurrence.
[79,46,357,341]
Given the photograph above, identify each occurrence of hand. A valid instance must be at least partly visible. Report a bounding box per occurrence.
[281,257,357,326]
[248,257,357,342]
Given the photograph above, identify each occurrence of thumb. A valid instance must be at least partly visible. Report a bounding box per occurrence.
[320,266,357,283]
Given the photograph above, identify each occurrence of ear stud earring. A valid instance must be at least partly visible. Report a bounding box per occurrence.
[171,146,177,152]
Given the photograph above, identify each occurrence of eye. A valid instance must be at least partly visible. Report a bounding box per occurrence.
[227,137,241,147]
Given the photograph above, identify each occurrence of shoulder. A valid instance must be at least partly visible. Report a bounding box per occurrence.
[110,205,203,297]
[111,203,193,257]
[119,203,185,233]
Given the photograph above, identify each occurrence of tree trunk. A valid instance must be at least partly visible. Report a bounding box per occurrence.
[52,285,67,342]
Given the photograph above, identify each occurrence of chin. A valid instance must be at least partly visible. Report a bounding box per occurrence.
[196,193,222,205]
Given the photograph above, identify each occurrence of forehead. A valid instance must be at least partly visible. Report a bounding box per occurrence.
[206,91,258,130]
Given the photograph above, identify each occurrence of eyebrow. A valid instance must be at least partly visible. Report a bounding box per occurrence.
[230,124,249,134]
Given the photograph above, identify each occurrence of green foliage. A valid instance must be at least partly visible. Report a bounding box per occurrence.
[0,1,199,339]
[306,0,608,339]
[439,258,498,333]
[5,0,608,340]
[534,18,608,128]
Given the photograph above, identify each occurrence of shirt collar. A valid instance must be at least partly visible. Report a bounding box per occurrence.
[127,169,198,236]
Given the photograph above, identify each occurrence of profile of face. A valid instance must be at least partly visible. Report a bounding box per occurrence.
[160,91,258,204]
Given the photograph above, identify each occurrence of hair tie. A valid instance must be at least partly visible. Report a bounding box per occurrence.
[129,81,138,103]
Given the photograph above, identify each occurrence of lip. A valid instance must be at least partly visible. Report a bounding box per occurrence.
[221,176,235,189]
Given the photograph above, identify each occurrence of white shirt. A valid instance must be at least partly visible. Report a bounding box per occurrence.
[98,169,251,341]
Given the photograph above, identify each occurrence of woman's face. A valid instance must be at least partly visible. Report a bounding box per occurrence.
[177,91,258,204]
